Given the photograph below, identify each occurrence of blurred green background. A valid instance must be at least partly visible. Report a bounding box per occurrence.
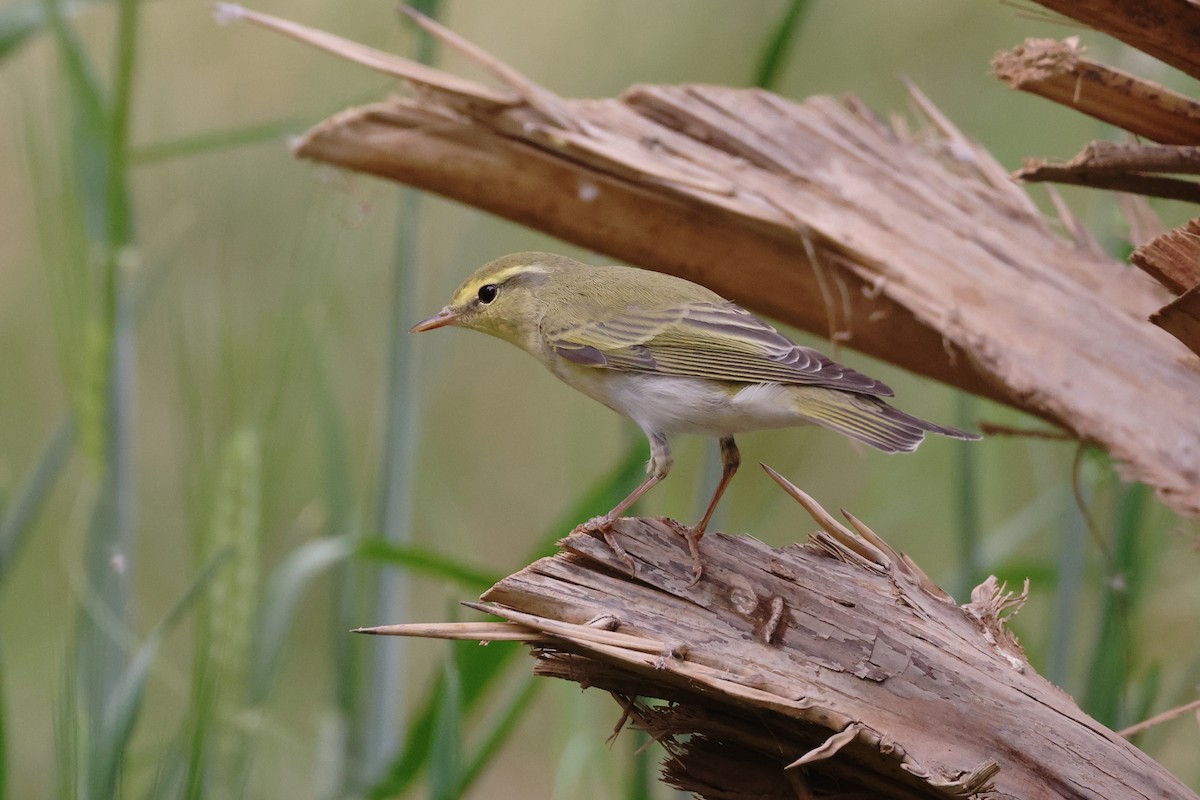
[2,1,1199,797]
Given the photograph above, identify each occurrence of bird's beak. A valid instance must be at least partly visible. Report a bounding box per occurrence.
[410,306,460,333]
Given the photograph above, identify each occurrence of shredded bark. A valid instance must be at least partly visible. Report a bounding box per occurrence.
[992,37,1200,144]
[360,478,1196,799]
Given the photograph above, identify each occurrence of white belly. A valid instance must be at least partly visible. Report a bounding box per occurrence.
[550,361,807,438]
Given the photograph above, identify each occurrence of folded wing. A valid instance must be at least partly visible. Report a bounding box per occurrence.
[545,301,893,397]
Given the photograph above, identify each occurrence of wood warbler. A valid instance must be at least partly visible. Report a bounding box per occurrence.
[413,252,979,580]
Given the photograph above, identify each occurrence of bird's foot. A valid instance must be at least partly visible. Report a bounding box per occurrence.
[663,519,706,586]
[575,515,636,571]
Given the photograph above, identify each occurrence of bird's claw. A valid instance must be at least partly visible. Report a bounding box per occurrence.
[685,531,704,586]
[574,515,637,571]
[663,519,706,585]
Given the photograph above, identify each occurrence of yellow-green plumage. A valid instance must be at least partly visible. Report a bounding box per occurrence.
[413,252,979,577]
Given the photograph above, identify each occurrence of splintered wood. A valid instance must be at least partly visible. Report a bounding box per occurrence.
[361,492,1195,799]
[992,37,1200,145]
[232,7,1200,517]
[992,12,1200,359]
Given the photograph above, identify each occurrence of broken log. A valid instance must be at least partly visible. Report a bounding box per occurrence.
[364,470,1197,799]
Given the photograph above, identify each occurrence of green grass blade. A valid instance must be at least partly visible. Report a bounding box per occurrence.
[427,654,463,800]
[1083,481,1150,727]
[752,0,809,89]
[456,676,540,795]
[309,324,363,729]
[45,0,142,753]
[1125,662,1162,747]
[44,0,111,241]
[44,0,141,769]
[90,551,228,800]
[0,416,75,584]
[357,540,501,592]
[367,636,515,799]
[953,394,982,601]
[0,0,102,64]
[626,730,653,800]
[0,3,45,62]
[358,1,443,779]
[55,656,82,800]
[356,216,419,784]
[0,644,6,800]
[248,536,355,704]
[102,0,136,246]
[1047,481,1087,689]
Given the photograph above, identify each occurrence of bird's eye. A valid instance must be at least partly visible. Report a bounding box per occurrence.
[477,284,499,304]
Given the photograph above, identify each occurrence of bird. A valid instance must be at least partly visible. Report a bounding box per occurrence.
[411,252,979,581]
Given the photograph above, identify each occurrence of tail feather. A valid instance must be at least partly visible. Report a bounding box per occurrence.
[794,388,981,453]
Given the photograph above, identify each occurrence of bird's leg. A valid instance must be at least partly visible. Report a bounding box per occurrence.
[594,472,661,569]
[577,433,672,570]
[685,436,740,583]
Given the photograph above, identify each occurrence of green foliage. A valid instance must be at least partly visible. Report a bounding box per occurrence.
[90,555,226,800]
[427,655,463,800]
[1083,481,1156,728]
[0,3,46,62]
[0,418,74,584]
[752,0,809,89]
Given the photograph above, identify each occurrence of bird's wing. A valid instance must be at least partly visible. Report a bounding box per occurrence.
[544,300,893,397]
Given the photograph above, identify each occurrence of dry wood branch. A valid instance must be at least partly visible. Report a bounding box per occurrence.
[232,8,1200,518]
[992,37,1200,144]
[1023,142,1200,176]
[1029,0,1200,82]
[1015,142,1200,202]
[1016,165,1200,203]
[368,488,1196,799]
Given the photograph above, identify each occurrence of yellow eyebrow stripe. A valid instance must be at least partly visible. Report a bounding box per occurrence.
[450,264,547,306]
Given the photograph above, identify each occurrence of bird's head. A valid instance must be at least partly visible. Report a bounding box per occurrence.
[411,252,566,350]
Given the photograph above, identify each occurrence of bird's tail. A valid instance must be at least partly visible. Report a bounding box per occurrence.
[791,387,981,454]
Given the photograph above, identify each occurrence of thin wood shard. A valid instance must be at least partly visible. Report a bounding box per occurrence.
[992,37,1200,144]
[1015,142,1200,203]
[1151,287,1200,357]
[1131,219,1200,354]
[1132,218,1200,295]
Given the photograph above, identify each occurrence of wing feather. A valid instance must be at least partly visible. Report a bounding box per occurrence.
[546,300,893,397]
